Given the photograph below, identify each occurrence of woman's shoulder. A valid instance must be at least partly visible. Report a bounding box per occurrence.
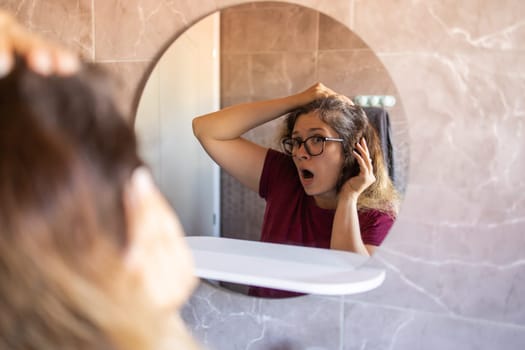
[260,148,298,198]
[358,208,395,226]
[358,208,395,246]
[264,148,296,175]
[266,148,291,162]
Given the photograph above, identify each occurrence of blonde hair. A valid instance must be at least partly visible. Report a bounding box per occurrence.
[0,234,199,350]
[357,139,400,216]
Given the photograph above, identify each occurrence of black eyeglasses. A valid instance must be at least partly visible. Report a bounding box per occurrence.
[281,135,344,157]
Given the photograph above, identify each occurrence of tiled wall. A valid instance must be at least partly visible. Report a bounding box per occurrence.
[2,0,524,349]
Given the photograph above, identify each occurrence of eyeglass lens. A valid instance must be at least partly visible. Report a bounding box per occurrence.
[283,136,325,156]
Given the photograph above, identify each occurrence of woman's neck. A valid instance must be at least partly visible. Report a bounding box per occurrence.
[313,192,338,210]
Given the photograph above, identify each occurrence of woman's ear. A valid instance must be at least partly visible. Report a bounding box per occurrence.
[122,167,197,312]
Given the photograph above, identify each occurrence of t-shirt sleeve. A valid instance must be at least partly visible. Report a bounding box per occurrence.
[259,148,295,199]
[358,209,395,246]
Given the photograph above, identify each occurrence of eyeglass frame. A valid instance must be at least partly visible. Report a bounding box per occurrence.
[281,135,345,157]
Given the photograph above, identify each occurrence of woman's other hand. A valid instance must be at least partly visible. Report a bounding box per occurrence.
[340,137,376,200]
[0,10,79,77]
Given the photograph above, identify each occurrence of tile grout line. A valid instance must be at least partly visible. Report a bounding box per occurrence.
[91,0,95,62]
[96,59,151,63]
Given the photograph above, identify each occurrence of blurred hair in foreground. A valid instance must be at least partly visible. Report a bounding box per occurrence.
[0,60,199,350]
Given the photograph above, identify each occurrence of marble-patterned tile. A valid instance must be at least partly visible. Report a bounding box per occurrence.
[217,0,353,27]
[183,283,343,350]
[221,52,317,103]
[342,302,415,350]
[346,246,525,325]
[345,254,454,316]
[379,51,525,225]
[391,184,525,245]
[220,2,257,11]
[1,0,93,59]
[94,0,217,60]
[220,53,253,104]
[251,52,317,99]
[319,13,368,50]
[354,0,525,53]
[221,95,257,108]
[288,0,353,27]
[215,0,253,11]
[220,4,319,53]
[251,294,343,350]
[180,282,269,350]
[253,1,297,8]
[342,302,525,350]
[383,215,525,266]
[221,1,299,11]
[317,50,398,98]
[97,61,151,122]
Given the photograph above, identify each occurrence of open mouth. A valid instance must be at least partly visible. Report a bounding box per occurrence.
[301,169,314,180]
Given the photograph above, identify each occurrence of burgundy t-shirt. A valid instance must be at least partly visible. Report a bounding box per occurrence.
[250,149,394,298]
[259,149,394,247]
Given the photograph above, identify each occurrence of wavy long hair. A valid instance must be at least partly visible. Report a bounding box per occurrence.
[0,61,197,350]
[281,95,400,215]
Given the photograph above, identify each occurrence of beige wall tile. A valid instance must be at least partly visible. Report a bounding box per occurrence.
[94,0,217,60]
[2,0,92,59]
[250,52,316,98]
[319,13,367,50]
[317,50,397,96]
[354,0,525,53]
[221,5,319,52]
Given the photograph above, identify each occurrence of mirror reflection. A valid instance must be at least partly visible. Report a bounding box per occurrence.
[135,2,408,297]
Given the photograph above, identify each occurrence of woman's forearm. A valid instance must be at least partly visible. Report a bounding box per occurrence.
[193,93,308,141]
[330,194,370,256]
[192,83,336,141]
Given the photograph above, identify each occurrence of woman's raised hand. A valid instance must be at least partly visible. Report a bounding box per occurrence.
[298,82,355,105]
[340,137,376,200]
[302,82,336,100]
[0,10,79,77]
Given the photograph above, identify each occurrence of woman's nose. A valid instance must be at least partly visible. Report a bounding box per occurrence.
[294,143,310,159]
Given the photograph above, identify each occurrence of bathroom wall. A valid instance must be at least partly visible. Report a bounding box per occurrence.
[2,0,524,349]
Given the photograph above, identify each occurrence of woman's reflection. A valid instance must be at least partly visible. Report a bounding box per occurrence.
[193,83,400,295]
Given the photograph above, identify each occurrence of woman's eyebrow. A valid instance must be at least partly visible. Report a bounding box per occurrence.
[292,127,325,136]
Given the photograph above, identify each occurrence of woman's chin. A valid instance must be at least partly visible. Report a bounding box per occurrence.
[301,183,316,195]
[304,186,323,199]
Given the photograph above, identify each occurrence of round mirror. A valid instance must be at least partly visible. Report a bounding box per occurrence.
[135,1,409,297]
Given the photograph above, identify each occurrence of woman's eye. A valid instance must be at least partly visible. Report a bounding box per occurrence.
[291,139,302,147]
[312,136,324,144]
